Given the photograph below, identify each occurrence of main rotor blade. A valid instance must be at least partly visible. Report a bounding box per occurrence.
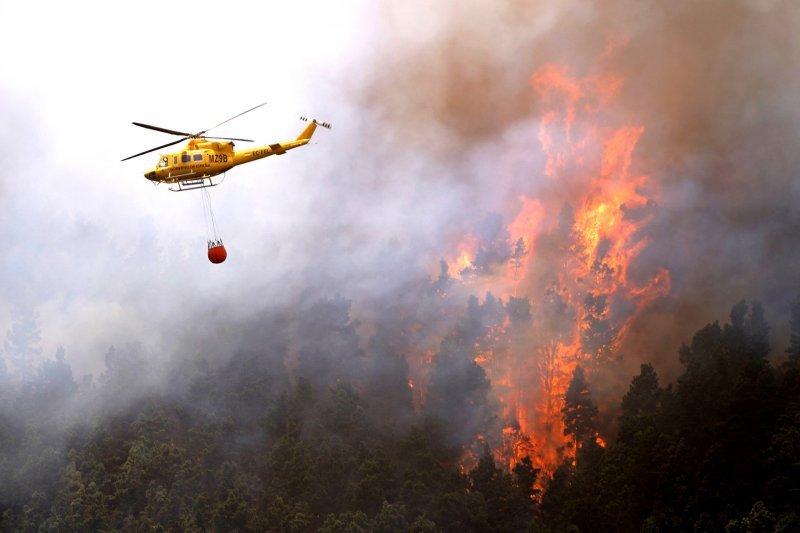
[198,101,268,136]
[132,122,192,137]
[121,137,188,161]
[202,136,254,142]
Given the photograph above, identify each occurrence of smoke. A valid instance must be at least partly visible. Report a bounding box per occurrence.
[317,0,800,456]
[2,0,800,475]
[347,0,800,368]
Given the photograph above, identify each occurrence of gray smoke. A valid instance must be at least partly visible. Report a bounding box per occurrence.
[348,0,800,379]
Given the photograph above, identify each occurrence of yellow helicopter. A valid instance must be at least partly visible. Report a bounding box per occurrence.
[122,102,330,191]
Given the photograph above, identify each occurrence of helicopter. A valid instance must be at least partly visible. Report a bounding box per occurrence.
[123,103,330,264]
[122,102,331,191]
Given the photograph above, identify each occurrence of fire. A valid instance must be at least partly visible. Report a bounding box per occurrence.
[439,56,670,476]
[453,234,481,279]
[507,197,545,278]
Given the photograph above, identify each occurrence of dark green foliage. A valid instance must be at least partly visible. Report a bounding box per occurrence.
[725,501,775,533]
[0,298,541,532]
[581,293,617,365]
[317,510,372,533]
[424,340,494,458]
[539,301,800,532]
[468,447,540,532]
[764,402,800,507]
[372,501,408,532]
[561,365,599,450]
[1,298,799,532]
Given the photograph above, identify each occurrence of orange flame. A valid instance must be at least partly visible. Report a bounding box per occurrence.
[440,56,670,476]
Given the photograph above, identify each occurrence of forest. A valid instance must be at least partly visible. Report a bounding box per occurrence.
[1,295,799,532]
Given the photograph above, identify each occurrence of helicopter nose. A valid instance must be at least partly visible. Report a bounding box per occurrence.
[144,171,156,180]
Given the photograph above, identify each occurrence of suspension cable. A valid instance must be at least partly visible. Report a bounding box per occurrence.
[200,188,223,247]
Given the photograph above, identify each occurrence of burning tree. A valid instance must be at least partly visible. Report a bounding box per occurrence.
[534,284,575,418]
[434,58,672,475]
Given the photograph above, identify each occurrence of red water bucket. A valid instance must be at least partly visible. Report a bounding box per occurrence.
[208,245,227,264]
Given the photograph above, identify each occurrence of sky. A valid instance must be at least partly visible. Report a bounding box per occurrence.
[2,0,800,383]
[0,0,376,376]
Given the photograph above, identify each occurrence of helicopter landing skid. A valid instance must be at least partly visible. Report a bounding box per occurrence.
[169,174,226,192]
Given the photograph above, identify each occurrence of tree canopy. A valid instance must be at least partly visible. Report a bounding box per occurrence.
[0,298,798,531]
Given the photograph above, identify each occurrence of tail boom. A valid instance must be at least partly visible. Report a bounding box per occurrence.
[233,117,330,166]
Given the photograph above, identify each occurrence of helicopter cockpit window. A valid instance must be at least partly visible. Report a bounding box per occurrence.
[192,153,203,162]
[181,154,191,163]
[159,156,168,168]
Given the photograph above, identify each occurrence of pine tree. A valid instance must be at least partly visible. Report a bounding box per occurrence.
[536,286,574,416]
[562,365,599,451]
[746,300,770,359]
[618,363,662,443]
[581,293,618,368]
[512,456,540,505]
